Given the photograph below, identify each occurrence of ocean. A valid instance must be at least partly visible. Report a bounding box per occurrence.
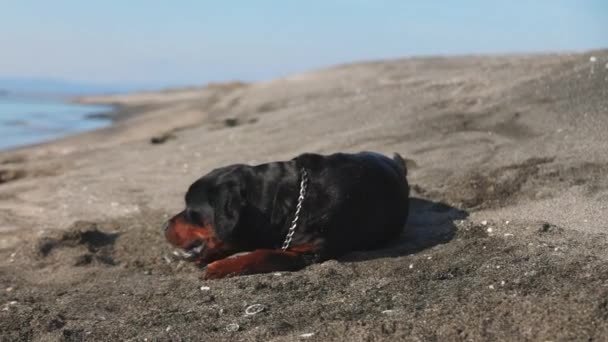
[0,95,112,150]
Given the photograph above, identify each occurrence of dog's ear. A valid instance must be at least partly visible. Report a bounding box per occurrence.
[212,180,245,241]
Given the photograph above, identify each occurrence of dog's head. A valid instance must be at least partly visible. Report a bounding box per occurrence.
[164,165,249,258]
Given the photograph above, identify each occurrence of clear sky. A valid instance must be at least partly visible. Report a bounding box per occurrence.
[1,1,606,87]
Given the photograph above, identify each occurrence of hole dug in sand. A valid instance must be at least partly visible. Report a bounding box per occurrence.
[36,221,119,266]
[0,169,27,184]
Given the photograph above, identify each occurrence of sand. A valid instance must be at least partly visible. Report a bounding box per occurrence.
[1,50,608,341]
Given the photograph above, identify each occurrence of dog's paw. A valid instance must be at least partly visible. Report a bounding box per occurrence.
[202,260,240,280]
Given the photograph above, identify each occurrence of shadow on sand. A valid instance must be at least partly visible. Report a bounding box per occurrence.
[342,197,468,261]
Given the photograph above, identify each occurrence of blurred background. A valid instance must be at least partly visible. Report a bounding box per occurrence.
[0,1,606,149]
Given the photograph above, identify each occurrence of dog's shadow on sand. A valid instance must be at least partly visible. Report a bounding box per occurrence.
[342,197,468,262]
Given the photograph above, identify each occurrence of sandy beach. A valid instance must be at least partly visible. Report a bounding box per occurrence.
[1,50,608,341]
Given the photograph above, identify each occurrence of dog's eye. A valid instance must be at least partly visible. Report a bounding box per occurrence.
[185,210,201,224]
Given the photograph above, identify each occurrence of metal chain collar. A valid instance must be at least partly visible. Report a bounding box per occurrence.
[281,168,308,250]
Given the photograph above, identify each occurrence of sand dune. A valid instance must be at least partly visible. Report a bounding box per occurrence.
[1,50,608,341]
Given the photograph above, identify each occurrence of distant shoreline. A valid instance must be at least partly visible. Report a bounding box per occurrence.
[0,96,115,151]
[81,103,153,123]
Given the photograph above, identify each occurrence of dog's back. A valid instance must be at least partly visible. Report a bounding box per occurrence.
[295,152,409,256]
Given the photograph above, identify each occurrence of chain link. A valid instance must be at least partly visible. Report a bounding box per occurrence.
[281,168,308,250]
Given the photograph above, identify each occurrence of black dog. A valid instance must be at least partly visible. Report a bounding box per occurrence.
[164,152,409,279]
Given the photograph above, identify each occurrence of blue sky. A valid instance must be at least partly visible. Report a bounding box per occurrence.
[1,1,606,88]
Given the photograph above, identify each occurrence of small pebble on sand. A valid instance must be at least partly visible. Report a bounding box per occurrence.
[486,227,493,233]
[226,323,240,332]
[481,220,488,226]
[245,303,266,315]
[488,285,495,290]
[409,264,414,269]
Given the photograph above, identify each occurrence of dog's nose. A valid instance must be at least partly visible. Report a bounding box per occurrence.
[162,220,170,232]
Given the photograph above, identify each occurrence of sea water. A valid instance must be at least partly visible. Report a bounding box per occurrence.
[0,95,111,150]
